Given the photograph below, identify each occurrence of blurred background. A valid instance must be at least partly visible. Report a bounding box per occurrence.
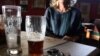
[0,0,100,30]
[0,0,100,48]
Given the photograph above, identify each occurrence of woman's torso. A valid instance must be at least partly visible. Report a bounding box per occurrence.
[46,7,82,38]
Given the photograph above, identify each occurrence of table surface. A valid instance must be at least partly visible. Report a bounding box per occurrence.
[0,31,99,56]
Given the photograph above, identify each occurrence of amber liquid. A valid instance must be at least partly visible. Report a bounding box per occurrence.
[0,23,6,45]
[28,40,43,56]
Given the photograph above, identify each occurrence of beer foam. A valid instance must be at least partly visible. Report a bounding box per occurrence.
[28,38,44,42]
[26,32,45,42]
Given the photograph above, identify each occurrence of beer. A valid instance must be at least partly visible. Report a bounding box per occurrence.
[25,15,46,56]
[28,40,43,56]
[0,16,6,45]
[0,28,6,45]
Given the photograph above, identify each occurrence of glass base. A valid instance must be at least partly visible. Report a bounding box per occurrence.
[7,48,22,56]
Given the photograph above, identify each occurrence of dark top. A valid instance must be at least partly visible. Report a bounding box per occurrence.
[44,7,83,38]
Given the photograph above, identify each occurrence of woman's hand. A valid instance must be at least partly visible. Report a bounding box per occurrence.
[62,35,79,41]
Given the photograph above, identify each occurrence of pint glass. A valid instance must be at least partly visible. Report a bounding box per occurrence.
[0,15,6,45]
[25,15,46,56]
[2,5,22,55]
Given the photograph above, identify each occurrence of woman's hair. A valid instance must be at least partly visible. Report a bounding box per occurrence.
[50,0,70,9]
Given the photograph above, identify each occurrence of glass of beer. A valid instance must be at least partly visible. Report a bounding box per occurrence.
[0,15,6,45]
[2,5,22,55]
[25,15,46,56]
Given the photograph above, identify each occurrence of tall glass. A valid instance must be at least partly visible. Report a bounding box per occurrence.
[2,5,22,55]
[25,15,46,56]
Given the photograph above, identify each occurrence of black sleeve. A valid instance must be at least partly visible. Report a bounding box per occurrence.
[78,15,84,34]
[44,7,52,36]
[70,9,84,36]
[75,10,84,36]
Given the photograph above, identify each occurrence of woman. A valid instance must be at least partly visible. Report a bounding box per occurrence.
[45,0,83,39]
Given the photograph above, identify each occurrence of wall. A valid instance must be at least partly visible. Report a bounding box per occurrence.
[19,0,46,16]
[78,0,100,21]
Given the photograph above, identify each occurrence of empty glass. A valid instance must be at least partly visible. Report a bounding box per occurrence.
[25,15,46,56]
[2,5,22,55]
